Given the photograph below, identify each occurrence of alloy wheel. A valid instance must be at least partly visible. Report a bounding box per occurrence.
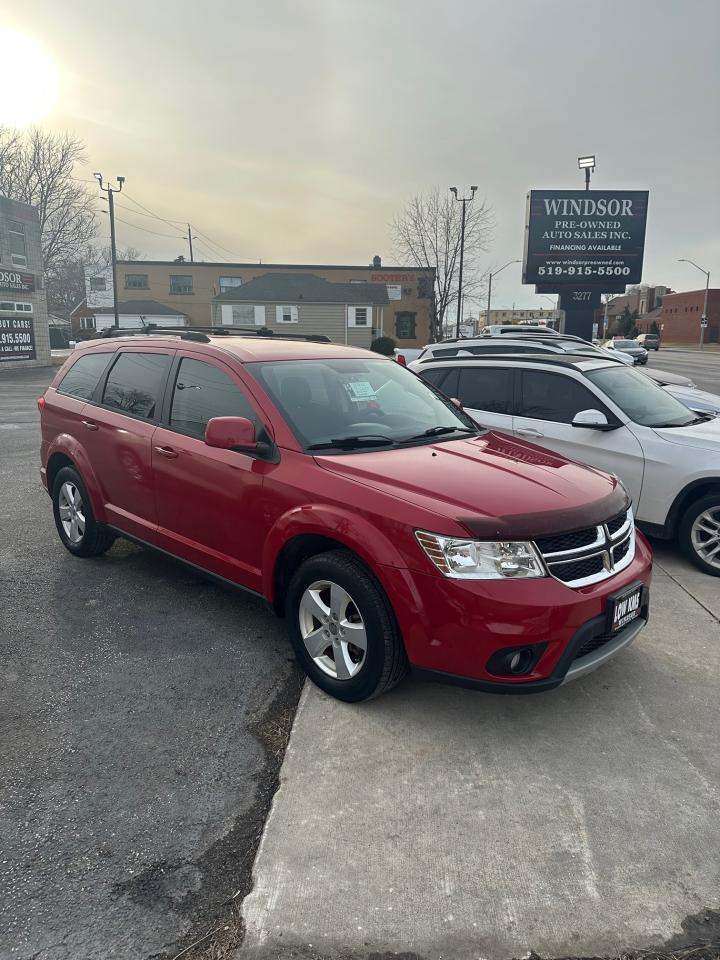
[58,481,86,544]
[691,507,720,570]
[298,579,367,680]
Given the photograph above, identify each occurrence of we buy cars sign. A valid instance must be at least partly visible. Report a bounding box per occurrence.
[523,190,648,287]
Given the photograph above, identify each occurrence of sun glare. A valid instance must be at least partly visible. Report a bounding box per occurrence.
[0,28,59,126]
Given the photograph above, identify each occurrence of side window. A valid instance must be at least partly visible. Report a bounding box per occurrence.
[520,370,605,423]
[457,368,513,414]
[102,352,171,419]
[170,357,259,440]
[420,367,458,397]
[57,353,112,401]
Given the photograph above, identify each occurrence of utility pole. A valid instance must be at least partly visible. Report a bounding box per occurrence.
[450,186,477,338]
[678,259,711,351]
[94,173,125,328]
[187,224,195,262]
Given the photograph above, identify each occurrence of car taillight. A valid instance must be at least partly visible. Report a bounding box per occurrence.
[37,396,46,412]
[397,354,407,366]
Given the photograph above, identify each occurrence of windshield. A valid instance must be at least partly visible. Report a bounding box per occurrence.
[613,340,639,349]
[249,357,479,451]
[586,366,699,427]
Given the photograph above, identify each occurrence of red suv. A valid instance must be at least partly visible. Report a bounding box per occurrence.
[39,331,652,701]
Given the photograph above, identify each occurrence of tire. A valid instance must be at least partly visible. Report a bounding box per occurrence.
[678,493,720,576]
[285,550,408,702]
[52,466,115,558]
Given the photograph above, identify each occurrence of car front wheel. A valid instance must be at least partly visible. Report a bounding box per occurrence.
[52,466,115,557]
[286,550,408,701]
[679,493,720,576]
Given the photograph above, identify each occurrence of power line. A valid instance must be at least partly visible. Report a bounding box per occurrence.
[99,210,184,239]
[191,226,257,262]
[122,192,187,234]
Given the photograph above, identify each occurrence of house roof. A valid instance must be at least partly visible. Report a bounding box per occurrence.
[93,299,189,317]
[213,273,390,305]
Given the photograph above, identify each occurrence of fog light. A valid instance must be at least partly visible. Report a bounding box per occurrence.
[486,642,547,678]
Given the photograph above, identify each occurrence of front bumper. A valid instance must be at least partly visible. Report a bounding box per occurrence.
[378,531,653,690]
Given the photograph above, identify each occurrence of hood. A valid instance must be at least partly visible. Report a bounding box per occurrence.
[646,368,693,387]
[664,385,720,415]
[653,414,720,450]
[315,432,629,540]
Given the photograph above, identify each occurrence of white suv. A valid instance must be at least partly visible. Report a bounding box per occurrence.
[417,354,720,575]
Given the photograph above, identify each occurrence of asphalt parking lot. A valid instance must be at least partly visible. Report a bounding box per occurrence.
[0,367,302,960]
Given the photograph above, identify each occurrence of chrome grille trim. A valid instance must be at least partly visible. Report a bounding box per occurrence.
[535,508,635,589]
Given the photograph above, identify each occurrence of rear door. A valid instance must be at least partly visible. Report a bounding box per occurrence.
[454,365,515,434]
[513,368,645,505]
[151,353,272,591]
[81,347,174,539]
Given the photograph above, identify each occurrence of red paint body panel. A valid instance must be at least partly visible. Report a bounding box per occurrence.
[40,337,654,691]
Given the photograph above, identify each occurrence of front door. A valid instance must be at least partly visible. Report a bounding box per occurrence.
[454,365,516,435]
[513,368,645,507]
[151,354,272,592]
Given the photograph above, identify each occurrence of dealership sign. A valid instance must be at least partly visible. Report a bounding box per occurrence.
[522,190,649,286]
[0,314,36,361]
[0,270,36,294]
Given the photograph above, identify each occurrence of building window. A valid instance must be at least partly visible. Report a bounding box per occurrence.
[80,317,96,329]
[395,311,416,340]
[386,284,402,301]
[276,305,298,323]
[0,300,33,314]
[8,221,28,267]
[170,275,193,295]
[219,304,265,326]
[348,306,370,327]
[125,273,149,289]
[219,276,242,294]
[89,277,107,292]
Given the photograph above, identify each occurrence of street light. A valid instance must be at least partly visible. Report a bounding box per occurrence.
[450,186,478,338]
[678,258,711,350]
[578,155,595,191]
[486,260,520,327]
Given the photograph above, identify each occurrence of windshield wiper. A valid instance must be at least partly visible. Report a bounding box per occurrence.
[402,425,477,441]
[307,434,396,451]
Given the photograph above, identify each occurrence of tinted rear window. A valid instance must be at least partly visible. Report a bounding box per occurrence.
[458,367,514,414]
[57,352,112,401]
[102,352,171,419]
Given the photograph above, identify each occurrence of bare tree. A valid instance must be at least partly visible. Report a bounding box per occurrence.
[46,244,145,318]
[392,187,493,339]
[0,127,98,273]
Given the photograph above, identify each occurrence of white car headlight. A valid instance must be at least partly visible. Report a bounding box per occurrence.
[415,531,546,580]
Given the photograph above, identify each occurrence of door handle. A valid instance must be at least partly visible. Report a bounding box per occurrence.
[516,427,544,439]
[154,445,179,459]
[81,419,98,431]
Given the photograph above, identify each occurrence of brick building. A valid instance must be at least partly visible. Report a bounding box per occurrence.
[85,256,435,348]
[660,289,720,345]
[0,195,51,368]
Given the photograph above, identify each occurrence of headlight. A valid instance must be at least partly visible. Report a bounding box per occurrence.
[415,531,546,580]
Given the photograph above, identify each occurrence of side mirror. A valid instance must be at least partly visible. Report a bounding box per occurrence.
[205,416,257,451]
[572,409,615,431]
[451,397,464,411]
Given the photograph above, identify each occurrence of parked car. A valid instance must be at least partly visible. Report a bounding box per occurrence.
[603,339,648,364]
[482,324,561,337]
[660,383,720,416]
[636,333,660,351]
[415,354,720,575]
[409,337,696,400]
[39,331,652,701]
[393,347,424,366]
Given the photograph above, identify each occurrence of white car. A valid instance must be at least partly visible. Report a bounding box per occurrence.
[417,354,720,575]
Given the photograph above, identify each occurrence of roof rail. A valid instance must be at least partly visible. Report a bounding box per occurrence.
[93,324,332,344]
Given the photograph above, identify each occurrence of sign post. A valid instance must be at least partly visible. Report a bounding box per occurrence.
[523,189,649,339]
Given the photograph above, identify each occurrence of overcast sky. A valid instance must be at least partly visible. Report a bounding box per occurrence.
[6,0,720,309]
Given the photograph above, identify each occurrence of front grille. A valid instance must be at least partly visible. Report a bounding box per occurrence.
[607,512,628,536]
[549,553,606,584]
[535,508,635,588]
[574,632,614,660]
[535,527,600,554]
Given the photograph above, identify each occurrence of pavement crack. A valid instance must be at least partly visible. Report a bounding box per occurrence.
[654,560,720,623]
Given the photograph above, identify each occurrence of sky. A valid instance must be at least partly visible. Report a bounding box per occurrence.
[2,0,719,310]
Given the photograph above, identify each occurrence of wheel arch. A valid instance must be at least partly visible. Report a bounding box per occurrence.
[263,506,407,616]
[46,436,107,522]
[664,477,720,537]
